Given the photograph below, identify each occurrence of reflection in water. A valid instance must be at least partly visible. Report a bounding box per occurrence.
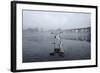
[62,32,91,42]
[62,27,91,42]
[22,27,91,63]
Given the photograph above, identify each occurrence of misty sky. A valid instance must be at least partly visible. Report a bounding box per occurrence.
[23,10,91,30]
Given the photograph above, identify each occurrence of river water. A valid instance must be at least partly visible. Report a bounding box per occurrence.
[22,31,91,63]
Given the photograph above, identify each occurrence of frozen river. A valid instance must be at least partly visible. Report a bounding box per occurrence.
[22,31,91,63]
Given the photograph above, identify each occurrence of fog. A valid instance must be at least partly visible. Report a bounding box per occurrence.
[23,10,91,30]
[22,10,91,62]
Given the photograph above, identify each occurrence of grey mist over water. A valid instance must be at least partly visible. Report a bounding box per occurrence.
[23,10,91,30]
[22,10,91,63]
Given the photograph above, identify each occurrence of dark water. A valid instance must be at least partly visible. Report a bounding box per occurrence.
[22,31,91,63]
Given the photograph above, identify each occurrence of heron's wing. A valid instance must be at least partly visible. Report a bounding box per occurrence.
[56,35,61,40]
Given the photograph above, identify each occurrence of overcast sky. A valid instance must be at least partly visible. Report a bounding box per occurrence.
[23,10,91,30]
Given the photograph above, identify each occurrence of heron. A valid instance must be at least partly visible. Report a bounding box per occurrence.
[55,33,62,48]
[50,31,64,57]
